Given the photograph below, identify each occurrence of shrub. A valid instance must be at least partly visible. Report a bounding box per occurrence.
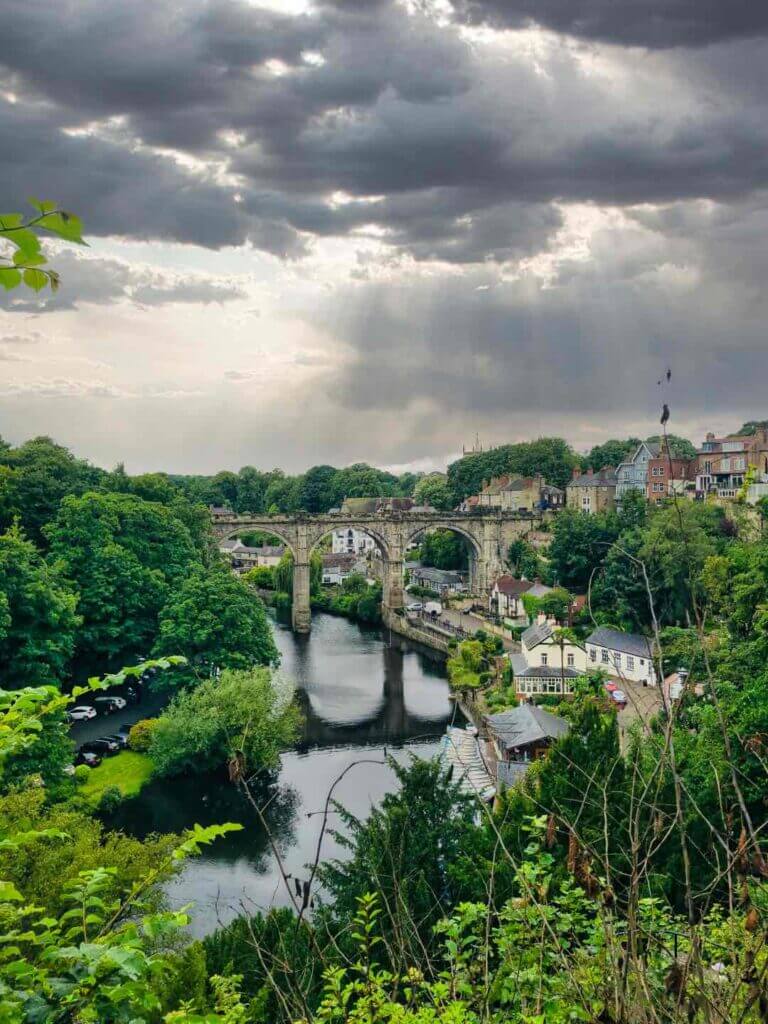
[97,785,124,813]
[128,718,159,752]
[73,763,91,784]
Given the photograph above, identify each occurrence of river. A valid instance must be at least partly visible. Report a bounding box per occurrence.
[107,613,456,936]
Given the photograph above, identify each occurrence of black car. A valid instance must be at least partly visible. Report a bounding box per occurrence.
[103,733,129,749]
[75,750,102,767]
[116,722,132,741]
[79,738,121,757]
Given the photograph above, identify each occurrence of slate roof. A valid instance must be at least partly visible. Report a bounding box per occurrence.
[521,621,553,648]
[322,553,358,569]
[496,761,531,789]
[412,567,465,585]
[569,469,618,488]
[486,704,570,750]
[439,728,496,802]
[516,666,583,679]
[256,546,285,557]
[586,626,654,659]
[527,583,553,598]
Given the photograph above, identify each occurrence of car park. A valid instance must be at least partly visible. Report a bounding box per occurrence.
[94,695,127,714]
[79,738,121,756]
[68,705,97,722]
[75,750,102,767]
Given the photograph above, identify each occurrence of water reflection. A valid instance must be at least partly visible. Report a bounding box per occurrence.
[109,613,454,936]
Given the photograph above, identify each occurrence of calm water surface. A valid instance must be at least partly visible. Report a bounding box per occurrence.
[109,614,455,936]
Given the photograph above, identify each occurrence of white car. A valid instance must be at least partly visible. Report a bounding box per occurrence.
[94,695,127,713]
[69,706,97,721]
[406,602,423,612]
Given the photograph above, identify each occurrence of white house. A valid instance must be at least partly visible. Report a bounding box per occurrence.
[409,567,467,595]
[321,553,366,585]
[219,538,285,570]
[332,527,379,556]
[507,617,586,699]
[585,626,657,686]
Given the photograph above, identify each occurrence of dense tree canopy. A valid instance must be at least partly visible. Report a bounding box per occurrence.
[0,436,104,544]
[154,564,279,672]
[149,667,299,777]
[0,525,80,688]
[44,492,199,671]
[412,472,454,510]
[447,437,580,501]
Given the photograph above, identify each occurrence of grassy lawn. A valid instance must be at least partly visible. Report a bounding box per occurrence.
[80,751,154,807]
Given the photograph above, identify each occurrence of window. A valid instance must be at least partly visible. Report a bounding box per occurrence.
[659,466,665,475]
[567,652,575,667]
[589,648,596,662]
[626,655,634,671]
[541,653,548,666]
[613,651,621,667]
[601,649,609,664]
[652,466,659,476]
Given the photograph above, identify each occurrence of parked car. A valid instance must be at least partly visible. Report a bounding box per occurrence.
[610,689,627,709]
[116,722,132,741]
[68,705,97,722]
[406,602,423,612]
[75,750,102,767]
[79,738,121,756]
[604,681,618,693]
[104,732,129,749]
[94,695,127,714]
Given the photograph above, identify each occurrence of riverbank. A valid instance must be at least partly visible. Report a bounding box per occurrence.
[105,612,456,936]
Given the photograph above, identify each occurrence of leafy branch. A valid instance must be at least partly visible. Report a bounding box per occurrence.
[0,197,85,293]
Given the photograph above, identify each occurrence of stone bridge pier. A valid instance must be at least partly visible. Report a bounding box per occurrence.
[211,509,539,633]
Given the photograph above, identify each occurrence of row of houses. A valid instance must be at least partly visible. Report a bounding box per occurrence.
[567,428,768,512]
[509,617,657,699]
[459,473,565,513]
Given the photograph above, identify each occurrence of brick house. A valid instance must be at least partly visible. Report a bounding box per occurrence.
[696,429,768,500]
[646,447,696,503]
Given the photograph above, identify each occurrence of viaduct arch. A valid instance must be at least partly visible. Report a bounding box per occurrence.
[212,509,541,633]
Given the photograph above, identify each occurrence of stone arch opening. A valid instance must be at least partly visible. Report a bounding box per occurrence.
[219,525,297,561]
[404,523,481,595]
[307,524,390,563]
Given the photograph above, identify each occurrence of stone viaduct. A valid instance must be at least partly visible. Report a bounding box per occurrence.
[211,508,541,632]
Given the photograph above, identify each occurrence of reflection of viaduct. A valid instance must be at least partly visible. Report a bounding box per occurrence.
[293,637,450,748]
[211,509,541,632]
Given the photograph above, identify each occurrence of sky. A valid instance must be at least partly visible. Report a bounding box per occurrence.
[1,0,767,474]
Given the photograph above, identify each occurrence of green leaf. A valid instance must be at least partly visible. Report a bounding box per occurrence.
[0,214,23,230]
[0,267,22,290]
[8,228,42,259]
[0,881,24,903]
[13,249,46,267]
[27,197,57,214]
[23,268,48,292]
[37,211,85,244]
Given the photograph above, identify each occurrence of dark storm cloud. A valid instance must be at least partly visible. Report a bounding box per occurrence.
[452,0,768,48]
[320,195,768,424]
[2,0,768,263]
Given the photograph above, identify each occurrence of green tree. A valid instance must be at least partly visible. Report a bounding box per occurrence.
[298,465,339,512]
[507,538,542,578]
[447,437,579,501]
[548,507,619,591]
[317,758,484,960]
[154,565,279,673]
[0,436,104,544]
[646,433,697,460]
[44,491,198,671]
[0,709,74,795]
[413,473,454,510]
[420,529,469,570]
[583,437,641,471]
[0,524,80,688]
[149,667,300,777]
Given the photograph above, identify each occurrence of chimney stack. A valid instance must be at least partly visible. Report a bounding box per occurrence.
[572,466,581,479]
